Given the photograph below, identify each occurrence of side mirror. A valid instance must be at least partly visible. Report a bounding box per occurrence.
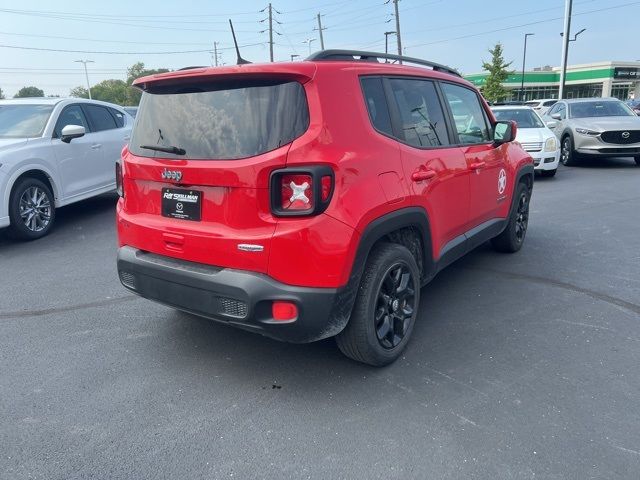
[546,120,558,129]
[493,120,517,145]
[550,112,562,120]
[61,124,85,143]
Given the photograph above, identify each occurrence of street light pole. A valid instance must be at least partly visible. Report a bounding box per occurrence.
[75,60,94,99]
[303,38,316,55]
[520,33,534,102]
[384,31,397,58]
[558,0,573,99]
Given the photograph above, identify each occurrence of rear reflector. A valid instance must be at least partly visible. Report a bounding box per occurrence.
[272,301,298,322]
[321,175,332,202]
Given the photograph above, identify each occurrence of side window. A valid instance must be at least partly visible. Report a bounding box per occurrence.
[361,77,393,137]
[54,105,90,138]
[557,103,567,119]
[544,100,557,107]
[84,104,118,132]
[441,83,491,144]
[109,108,125,128]
[388,78,450,147]
[547,103,559,116]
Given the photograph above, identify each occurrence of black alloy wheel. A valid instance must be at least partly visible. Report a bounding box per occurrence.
[374,262,417,349]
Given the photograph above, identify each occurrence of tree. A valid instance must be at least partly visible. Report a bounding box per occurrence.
[70,86,89,98]
[0,87,5,100]
[14,86,45,98]
[481,43,513,103]
[69,62,170,106]
[124,62,170,105]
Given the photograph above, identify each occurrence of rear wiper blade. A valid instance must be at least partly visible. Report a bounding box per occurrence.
[139,145,186,155]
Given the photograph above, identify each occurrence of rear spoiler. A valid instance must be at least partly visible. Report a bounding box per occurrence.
[133,63,317,91]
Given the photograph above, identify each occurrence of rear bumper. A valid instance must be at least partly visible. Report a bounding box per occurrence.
[117,246,344,343]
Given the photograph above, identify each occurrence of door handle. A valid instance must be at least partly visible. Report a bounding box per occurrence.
[90,143,102,150]
[411,169,437,182]
[124,136,131,141]
[469,161,486,170]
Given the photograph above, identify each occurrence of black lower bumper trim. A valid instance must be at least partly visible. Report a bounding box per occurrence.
[117,246,340,343]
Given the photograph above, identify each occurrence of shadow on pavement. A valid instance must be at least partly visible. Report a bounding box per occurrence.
[0,192,118,247]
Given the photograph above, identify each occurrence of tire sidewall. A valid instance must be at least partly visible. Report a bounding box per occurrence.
[360,245,421,365]
[508,183,530,250]
[561,136,575,166]
[8,178,56,240]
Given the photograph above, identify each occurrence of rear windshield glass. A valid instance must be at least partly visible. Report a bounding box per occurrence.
[129,80,309,160]
[492,108,544,128]
[0,104,54,138]
[569,101,634,118]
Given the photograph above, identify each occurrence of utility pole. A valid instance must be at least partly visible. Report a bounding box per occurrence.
[213,42,219,66]
[520,33,534,102]
[558,0,572,99]
[260,3,281,62]
[268,3,274,62]
[315,13,325,50]
[75,60,94,99]
[393,0,402,62]
[384,31,396,57]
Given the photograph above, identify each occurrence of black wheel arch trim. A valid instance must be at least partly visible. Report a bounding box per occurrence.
[325,207,435,337]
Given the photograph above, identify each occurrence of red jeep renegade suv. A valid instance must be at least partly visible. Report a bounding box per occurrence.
[116,50,533,366]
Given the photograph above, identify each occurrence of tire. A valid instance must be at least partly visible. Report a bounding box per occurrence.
[491,182,530,253]
[336,243,420,367]
[560,135,579,166]
[634,156,640,166]
[8,177,56,240]
[540,169,556,178]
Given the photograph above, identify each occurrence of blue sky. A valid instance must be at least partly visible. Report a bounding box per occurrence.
[1,0,638,97]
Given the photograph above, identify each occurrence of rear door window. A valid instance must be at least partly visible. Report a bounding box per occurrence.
[387,78,450,147]
[129,80,309,160]
[441,83,491,144]
[84,104,118,132]
[361,77,393,136]
[109,108,126,128]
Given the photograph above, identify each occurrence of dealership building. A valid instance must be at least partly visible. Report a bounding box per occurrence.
[464,61,640,101]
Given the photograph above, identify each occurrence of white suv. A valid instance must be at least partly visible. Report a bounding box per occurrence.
[0,98,132,239]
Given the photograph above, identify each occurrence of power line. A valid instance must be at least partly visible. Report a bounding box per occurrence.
[0,42,267,55]
[0,30,211,46]
[0,9,257,33]
[405,0,640,49]
[0,7,262,18]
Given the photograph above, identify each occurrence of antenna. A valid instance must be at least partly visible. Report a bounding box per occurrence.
[229,19,251,65]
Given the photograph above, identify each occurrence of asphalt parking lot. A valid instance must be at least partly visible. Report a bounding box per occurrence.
[1,158,639,480]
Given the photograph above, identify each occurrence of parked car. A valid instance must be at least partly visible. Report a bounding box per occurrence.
[123,106,138,118]
[492,106,560,177]
[626,99,640,115]
[116,50,534,366]
[542,98,640,166]
[0,98,133,239]
[524,98,558,117]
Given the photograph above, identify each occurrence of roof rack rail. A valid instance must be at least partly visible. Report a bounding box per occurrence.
[306,49,461,77]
